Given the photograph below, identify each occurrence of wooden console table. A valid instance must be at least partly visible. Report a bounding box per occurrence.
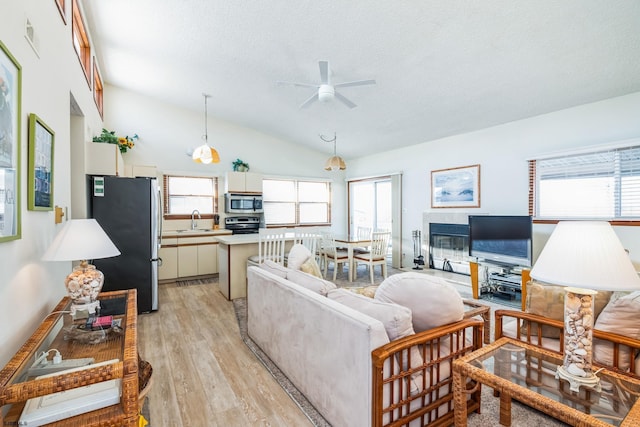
[0,290,139,426]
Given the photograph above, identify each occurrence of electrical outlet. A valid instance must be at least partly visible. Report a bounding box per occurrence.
[27,358,95,377]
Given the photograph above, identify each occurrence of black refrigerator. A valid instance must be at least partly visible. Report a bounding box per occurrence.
[87,175,161,313]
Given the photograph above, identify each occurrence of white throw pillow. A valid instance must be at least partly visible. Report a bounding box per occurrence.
[374,272,464,333]
[286,269,336,296]
[300,257,322,278]
[328,288,424,394]
[288,243,312,270]
[593,291,640,371]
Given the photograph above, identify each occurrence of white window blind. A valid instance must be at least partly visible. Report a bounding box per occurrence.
[531,145,640,220]
[263,178,330,226]
[164,175,217,216]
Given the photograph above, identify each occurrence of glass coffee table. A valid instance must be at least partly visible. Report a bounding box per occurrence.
[453,337,640,426]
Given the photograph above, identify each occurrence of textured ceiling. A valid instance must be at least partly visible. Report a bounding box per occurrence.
[82,1,640,159]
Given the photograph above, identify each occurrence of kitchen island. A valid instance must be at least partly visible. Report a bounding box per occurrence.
[216,233,295,300]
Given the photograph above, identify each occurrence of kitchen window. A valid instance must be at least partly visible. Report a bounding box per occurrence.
[529,142,640,223]
[263,178,331,226]
[163,175,218,219]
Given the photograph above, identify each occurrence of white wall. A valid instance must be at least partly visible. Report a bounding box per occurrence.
[347,91,640,269]
[0,1,104,366]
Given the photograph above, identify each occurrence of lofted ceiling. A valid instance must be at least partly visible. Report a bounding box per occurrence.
[82,1,640,159]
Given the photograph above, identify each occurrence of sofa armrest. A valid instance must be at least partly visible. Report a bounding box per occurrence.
[371,318,483,427]
[495,309,640,377]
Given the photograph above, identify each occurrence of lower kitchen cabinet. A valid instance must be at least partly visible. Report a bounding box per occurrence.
[159,234,221,281]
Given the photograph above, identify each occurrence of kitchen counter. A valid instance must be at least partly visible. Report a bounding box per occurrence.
[163,229,232,238]
[217,232,295,300]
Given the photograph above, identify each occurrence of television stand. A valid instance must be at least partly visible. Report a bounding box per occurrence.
[469,261,530,311]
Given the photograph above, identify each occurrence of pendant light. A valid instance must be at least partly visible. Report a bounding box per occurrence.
[192,93,220,164]
[321,133,346,171]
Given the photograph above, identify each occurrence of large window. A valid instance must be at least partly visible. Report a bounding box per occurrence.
[163,175,217,218]
[72,0,91,85]
[263,178,330,226]
[529,143,640,222]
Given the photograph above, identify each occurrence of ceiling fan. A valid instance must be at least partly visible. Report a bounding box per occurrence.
[277,61,376,109]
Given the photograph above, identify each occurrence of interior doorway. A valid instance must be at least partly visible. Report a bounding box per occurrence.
[348,174,402,268]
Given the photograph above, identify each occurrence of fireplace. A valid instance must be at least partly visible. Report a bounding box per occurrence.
[429,223,470,275]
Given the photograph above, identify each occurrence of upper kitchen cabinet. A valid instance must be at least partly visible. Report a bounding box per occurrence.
[85,142,125,176]
[225,171,263,193]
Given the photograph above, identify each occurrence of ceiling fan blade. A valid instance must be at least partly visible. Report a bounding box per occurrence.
[334,79,376,88]
[319,61,329,85]
[334,92,357,109]
[299,92,319,109]
[276,81,319,89]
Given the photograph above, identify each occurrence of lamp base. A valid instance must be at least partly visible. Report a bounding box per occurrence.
[69,300,101,316]
[556,365,601,393]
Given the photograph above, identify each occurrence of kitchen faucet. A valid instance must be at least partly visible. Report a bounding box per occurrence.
[191,209,201,230]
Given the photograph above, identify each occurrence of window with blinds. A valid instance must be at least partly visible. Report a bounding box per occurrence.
[263,178,331,226]
[529,145,640,221]
[163,175,217,218]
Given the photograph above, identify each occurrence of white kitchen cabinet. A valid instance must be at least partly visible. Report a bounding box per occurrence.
[225,171,263,193]
[85,142,125,176]
[158,237,178,281]
[178,245,199,277]
[197,243,218,275]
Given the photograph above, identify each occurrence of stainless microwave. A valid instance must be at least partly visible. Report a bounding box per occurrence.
[225,193,263,214]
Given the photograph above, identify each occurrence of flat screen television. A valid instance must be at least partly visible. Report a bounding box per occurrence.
[468,215,532,267]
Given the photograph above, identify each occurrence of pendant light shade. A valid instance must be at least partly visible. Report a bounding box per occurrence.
[192,93,220,164]
[321,133,346,171]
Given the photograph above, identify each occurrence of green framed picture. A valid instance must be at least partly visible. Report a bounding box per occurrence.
[0,40,22,242]
[28,114,54,211]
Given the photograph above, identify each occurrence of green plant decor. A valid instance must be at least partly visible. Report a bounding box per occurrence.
[93,128,139,153]
[232,158,249,172]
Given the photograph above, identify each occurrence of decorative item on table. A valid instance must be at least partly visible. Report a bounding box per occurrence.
[92,128,139,153]
[42,219,121,316]
[529,221,640,392]
[232,158,249,172]
[320,132,346,171]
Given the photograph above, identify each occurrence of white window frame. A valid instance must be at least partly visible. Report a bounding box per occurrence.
[263,177,331,226]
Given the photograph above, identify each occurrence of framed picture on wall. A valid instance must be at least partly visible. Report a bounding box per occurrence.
[431,164,481,208]
[0,41,22,242]
[28,114,55,211]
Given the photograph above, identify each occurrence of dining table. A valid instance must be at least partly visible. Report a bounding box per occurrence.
[334,236,372,282]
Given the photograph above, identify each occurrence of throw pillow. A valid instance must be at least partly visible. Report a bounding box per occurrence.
[287,243,312,270]
[593,291,640,371]
[523,281,612,338]
[258,259,289,278]
[286,269,336,296]
[374,272,464,333]
[328,288,424,394]
[300,256,322,278]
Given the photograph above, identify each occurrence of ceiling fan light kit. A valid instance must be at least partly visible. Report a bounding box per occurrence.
[192,93,220,164]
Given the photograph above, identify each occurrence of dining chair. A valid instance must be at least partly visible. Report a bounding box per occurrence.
[247,228,288,266]
[353,231,391,284]
[353,226,372,254]
[319,231,350,280]
[293,227,321,263]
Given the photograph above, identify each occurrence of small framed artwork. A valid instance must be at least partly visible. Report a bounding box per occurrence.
[0,41,22,242]
[431,164,480,208]
[28,113,55,211]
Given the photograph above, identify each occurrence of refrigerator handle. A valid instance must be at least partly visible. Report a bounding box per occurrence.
[156,187,163,245]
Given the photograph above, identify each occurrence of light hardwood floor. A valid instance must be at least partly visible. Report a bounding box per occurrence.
[138,281,313,427]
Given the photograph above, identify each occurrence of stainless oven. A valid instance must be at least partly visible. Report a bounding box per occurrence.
[224,193,263,214]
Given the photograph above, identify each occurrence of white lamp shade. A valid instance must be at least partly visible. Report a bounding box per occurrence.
[192,144,220,164]
[42,219,121,262]
[530,221,640,291]
[324,155,346,171]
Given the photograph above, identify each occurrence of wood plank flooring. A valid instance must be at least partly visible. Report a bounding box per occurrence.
[138,281,313,427]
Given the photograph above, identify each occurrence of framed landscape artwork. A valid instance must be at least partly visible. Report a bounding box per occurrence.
[0,41,22,242]
[28,113,55,211]
[431,164,480,208]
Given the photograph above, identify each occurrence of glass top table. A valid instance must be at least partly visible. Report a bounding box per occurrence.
[453,337,640,426]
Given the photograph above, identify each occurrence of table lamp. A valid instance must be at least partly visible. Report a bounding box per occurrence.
[42,219,121,315]
[529,221,640,392]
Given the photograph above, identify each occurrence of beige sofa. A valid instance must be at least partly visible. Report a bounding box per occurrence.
[246,265,483,427]
[496,281,640,376]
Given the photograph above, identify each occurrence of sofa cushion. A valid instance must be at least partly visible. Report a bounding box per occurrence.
[288,243,312,270]
[524,281,612,338]
[374,272,464,333]
[593,291,640,370]
[328,288,424,394]
[259,259,289,278]
[286,269,336,296]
